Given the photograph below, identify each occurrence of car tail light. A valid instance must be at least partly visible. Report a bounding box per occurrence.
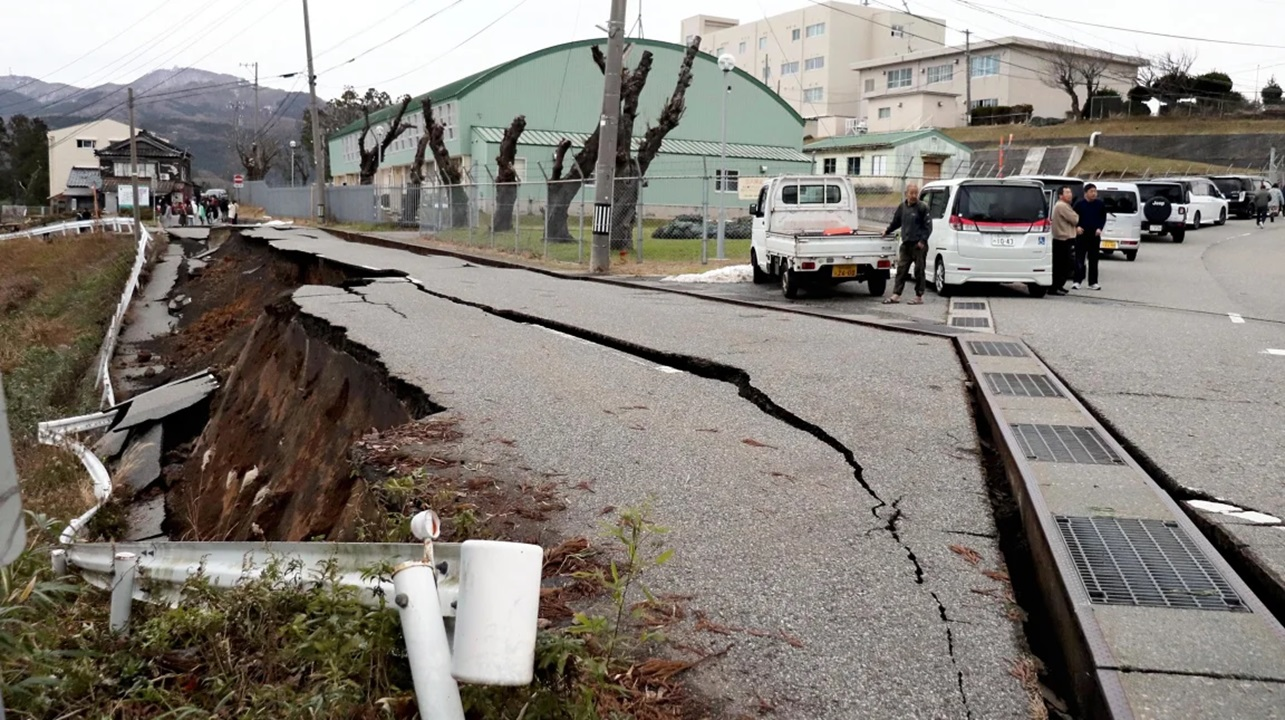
[801,261,816,270]
[877,259,891,269]
[1031,219,1050,232]
[1179,206,1187,215]
[949,214,964,230]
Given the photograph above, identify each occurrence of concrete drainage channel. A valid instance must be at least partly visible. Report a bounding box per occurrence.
[329,231,1285,716]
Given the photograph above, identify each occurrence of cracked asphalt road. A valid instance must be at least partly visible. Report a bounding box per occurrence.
[254,228,1031,719]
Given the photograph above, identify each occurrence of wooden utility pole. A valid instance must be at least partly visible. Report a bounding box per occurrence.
[589,0,627,273]
[303,0,326,221]
[128,87,141,244]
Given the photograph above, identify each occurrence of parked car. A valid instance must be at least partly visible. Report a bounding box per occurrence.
[918,177,1053,297]
[748,175,895,298]
[1091,182,1143,261]
[1210,175,1268,219]
[1154,176,1228,227]
[1132,180,1188,243]
[1008,174,1086,212]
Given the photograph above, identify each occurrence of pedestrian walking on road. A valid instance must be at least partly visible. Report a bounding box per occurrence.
[1072,183,1107,291]
[1051,186,1079,295]
[1253,182,1271,228]
[1269,183,1283,222]
[882,182,933,305]
[228,199,239,225]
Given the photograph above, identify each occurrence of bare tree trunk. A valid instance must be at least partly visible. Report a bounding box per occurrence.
[422,97,470,227]
[492,115,526,232]
[545,134,598,241]
[358,95,412,185]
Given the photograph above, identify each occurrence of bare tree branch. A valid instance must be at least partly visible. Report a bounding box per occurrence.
[636,37,700,174]
[550,139,573,181]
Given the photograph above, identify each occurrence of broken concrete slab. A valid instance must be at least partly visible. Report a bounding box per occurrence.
[115,424,163,495]
[125,494,167,541]
[107,370,219,433]
[92,428,130,460]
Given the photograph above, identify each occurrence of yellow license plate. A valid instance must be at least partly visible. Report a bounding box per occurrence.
[1100,241,1118,249]
[831,265,857,278]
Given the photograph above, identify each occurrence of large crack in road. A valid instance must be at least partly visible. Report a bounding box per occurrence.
[338,275,976,717]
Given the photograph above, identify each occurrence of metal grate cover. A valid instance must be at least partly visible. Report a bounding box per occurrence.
[954,301,988,310]
[1010,424,1123,464]
[967,340,1028,357]
[1056,516,1248,611]
[951,316,991,328]
[985,372,1062,398]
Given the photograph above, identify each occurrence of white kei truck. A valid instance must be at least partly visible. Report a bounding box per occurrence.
[747,176,897,299]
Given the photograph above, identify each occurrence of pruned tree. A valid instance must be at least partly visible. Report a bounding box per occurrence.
[416,97,470,227]
[232,127,283,181]
[545,136,597,241]
[492,115,527,232]
[300,86,392,181]
[357,94,412,185]
[1042,47,1110,120]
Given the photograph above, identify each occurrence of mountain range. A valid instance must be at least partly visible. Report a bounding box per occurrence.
[0,68,311,181]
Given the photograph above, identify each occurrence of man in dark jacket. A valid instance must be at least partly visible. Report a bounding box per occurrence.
[882,183,933,304]
[1072,183,1107,290]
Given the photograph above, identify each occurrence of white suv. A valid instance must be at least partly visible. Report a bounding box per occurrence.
[1155,176,1229,228]
[918,178,1053,298]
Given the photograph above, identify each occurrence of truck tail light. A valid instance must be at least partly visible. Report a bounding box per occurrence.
[877,259,891,269]
[800,261,817,270]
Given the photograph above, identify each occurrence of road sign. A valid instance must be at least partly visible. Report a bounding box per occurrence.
[233,174,244,188]
[0,375,26,567]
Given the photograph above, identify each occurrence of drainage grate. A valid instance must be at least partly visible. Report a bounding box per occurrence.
[967,340,1028,357]
[1056,516,1248,612]
[1010,424,1123,464]
[985,372,1062,398]
[954,301,988,310]
[951,316,991,328]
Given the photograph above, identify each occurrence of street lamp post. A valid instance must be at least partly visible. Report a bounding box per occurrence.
[289,140,298,186]
[716,54,735,260]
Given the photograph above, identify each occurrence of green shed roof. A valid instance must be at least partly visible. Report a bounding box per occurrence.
[803,129,970,154]
[332,37,805,140]
[472,126,809,162]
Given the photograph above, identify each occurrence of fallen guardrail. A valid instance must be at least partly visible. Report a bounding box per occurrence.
[50,511,541,720]
[0,217,135,241]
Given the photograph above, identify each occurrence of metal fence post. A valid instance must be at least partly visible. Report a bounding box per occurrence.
[635,173,644,263]
[393,561,465,720]
[110,551,137,632]
[701,156,709,265]
[538,163,550,259]
[578,188,585,264]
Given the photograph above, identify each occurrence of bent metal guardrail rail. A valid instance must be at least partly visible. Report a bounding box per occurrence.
[50,515,543,720]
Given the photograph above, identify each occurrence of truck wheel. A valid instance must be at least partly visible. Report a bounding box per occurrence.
[933,258,954,297]
[1171,228,1186,243]
[751,250,769,284]
[1028,283,1048,298]
[782,268,800,299]
[867,274,887,297]
[1124,250,1138,261]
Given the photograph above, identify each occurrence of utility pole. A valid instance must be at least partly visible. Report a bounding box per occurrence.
[589,0,627,273]
[303,0,326,222]
[964,30,972,127]
[128,87,141,244]
[240,62,260,139]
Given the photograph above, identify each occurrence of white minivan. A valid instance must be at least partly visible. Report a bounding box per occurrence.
[1093,181,1143,262]
[918,178,1053,298]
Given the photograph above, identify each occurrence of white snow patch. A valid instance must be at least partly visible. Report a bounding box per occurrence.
[1187,500,1282,525]
[662,264,753,284]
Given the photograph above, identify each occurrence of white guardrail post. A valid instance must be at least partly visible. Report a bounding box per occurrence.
[109,551,138,632]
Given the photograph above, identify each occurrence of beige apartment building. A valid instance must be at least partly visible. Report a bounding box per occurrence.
[46,118,131,199]
[851,37,1145,133]
[680,1,945,128]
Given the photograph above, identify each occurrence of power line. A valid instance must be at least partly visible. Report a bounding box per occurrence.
[319,0,469,75]
[369,0,531,87]
[314,0,423,60]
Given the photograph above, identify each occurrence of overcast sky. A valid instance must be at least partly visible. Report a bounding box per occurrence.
[4,0,1283,101]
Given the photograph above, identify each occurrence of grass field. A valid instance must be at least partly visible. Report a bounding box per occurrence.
[944,116,1285,145]
[1071,148,1259,178]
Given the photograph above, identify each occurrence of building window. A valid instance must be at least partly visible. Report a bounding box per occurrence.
[846,157,861,175]
[802,87,824,102]
[877,107,891,119]
[438,101,458,141]
[76,139,96,149]
[871,155,888,175]
[715,169,739,192]
[822,158,837,174]
[759,36,767,50]
[887,67,912,89]
[926,64,953,84]
[738,41,746,54]
[970,54,1000,77]
[806,22,825,37]
[791,28,800,41]
[781,61,799,76]
[891,24,905,38]
[716,46,725,56]
[685,34,694,45]
[864,78,875,92]
[969,98,999,108]
[804,56,825,71]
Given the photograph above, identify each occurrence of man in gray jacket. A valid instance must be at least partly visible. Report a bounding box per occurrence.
[1254,182,1272,228]
[882,183,932,304]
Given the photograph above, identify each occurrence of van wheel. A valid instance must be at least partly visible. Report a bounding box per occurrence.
[1171,228,1186,243]
[1124,250,1138,261]
[782,268,800,299]
[867,274,887,297]
[1216,208,1227,226]
[751,250,769,284]
[933,258,954,297]
[1028,283,1048,298]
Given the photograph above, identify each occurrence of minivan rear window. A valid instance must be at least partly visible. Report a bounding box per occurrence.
[1213,178,1249,195]
[954,185,1048,223]
[1137,184,1183,203]
[781,184,842,204]
[1098,190,1138,214]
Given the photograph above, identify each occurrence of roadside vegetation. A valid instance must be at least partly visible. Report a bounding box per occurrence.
[1070,148,1259,179]
[943,116,1285,144]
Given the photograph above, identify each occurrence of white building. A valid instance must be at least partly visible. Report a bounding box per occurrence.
[850,37,1146,133]
[803,129,973,188]
[680,1,945,132]
[46,119,132,199]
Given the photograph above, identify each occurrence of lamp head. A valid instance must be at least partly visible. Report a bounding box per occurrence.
[717,54,736,73]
